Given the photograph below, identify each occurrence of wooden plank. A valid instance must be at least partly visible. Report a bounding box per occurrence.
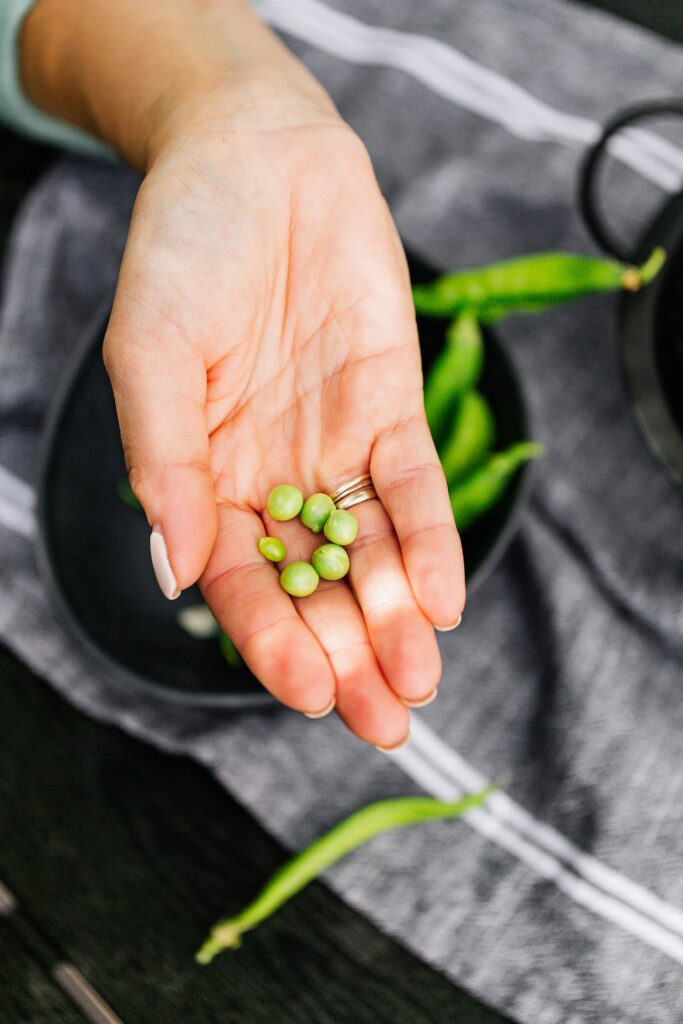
[579,1,683,43]
[0,646,510,1024]
[0,925,84,1024]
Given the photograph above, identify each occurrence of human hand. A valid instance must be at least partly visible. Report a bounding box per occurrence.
[23,0,465,747]
[104,88,463,746]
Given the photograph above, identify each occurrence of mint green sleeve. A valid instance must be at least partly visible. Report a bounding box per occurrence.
[0,0,117,158]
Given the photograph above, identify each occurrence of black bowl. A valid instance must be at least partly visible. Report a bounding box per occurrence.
[620,191,683,488]
[578,98,683,489]
[36,254,534,709]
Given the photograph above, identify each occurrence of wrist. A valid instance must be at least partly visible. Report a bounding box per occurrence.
[20,0,337,171]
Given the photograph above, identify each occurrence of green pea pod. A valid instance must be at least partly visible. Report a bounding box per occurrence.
[117,479,142,511]
[424,310,484,442]
[439,390,496,486]
[196,786,495,963]
[219,632,243,668]
[451,441,544,530]
[413,247,665,319]
[476,299,558,325]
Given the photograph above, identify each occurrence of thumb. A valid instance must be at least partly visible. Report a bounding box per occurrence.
[103,312,217,600]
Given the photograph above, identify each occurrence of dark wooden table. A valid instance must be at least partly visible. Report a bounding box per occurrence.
[1,645,511,1024]
[2,4,680,1020]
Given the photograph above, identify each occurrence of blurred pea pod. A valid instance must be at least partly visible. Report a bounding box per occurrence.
[424,309,484,442]
[451,441,544,530]
[413,247,665,321]
[439,390,495,485]
[117,479,142,511]
[220,631,243,668]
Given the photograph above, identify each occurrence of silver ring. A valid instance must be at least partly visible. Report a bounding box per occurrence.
[329,473,378,509]
[335,487,378,510]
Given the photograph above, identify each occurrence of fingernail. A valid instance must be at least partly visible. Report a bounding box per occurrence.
[375,731,411,754]
[150,526,181,600]
[402,688,437,709]
[304,697,336,719]
[434,613,462,633]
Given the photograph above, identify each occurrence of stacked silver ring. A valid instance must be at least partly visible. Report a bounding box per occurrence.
[329,473,378,510]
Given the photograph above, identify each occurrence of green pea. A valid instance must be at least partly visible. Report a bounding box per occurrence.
[413,247,666,320]
[312,543,350,581]
[258,536,286,562]
[450,441,543,530]
[424,310,484,442]
[219,632,243,668]
[439,390,495,486]
[195,785,495,962]
[266,484,304,522]
[323,509,358,546]
[280,561,320,597]
[300,492,335,533]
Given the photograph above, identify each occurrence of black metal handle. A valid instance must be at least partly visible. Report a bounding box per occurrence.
[579,99,683,262]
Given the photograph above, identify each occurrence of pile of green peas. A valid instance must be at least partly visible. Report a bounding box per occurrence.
[259,485,359,597]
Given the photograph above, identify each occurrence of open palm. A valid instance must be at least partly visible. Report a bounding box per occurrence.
[104,115,464,748]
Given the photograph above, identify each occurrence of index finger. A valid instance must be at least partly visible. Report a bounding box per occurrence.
[201,503,336,715]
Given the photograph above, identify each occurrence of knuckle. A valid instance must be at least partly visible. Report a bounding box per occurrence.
[404,520,457,545]
[101,335,115,376]
[101,327,126,379]
[202,559,267,598]
[126,464,150,498]
[349,527,395,557]
[381,460,444,499]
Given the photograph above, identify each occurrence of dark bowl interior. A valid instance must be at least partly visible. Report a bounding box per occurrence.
[36,252,533,708]
[620,190,683,487]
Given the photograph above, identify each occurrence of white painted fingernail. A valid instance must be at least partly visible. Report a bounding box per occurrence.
[304,697,336,719]
[403,688,437,709]
[150,526,181,600]
[375,730,411,754]
[434,613,462,633]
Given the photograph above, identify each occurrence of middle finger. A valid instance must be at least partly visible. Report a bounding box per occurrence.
[264,510,410,748]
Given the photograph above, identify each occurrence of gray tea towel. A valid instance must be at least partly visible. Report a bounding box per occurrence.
[2,2,683,1022]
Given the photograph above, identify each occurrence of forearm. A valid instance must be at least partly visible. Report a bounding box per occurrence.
[20,0,335,170]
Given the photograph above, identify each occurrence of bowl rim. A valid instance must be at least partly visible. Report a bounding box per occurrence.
[35,279,536,711]
[35,295,277,711]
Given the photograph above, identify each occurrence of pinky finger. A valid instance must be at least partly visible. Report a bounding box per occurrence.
[371,416,465,630]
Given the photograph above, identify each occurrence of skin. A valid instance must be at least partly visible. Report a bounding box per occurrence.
[22,0,465,748]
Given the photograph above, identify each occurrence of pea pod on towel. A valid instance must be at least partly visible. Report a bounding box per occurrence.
[424,309,484,442]
[450,441,544,530]
[413,247,665,321]
[196,786,495,963]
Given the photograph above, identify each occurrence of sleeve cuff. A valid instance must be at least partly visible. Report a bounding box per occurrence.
[0,0,117,159]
